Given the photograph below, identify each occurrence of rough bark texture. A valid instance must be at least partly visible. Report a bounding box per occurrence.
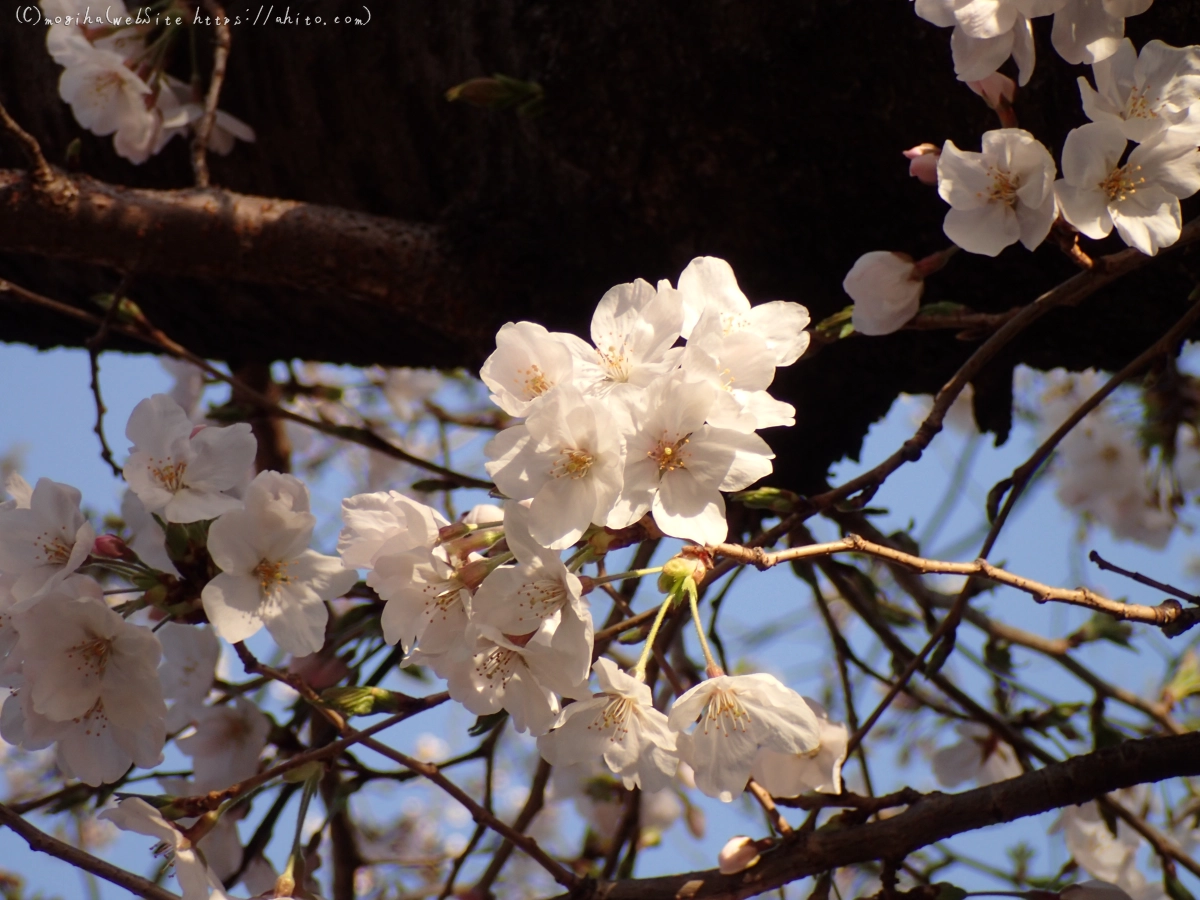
[2,0,1200,490]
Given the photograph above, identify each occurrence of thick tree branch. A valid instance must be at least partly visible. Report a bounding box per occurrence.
[556,731,1200,900]
[0,168,475,347]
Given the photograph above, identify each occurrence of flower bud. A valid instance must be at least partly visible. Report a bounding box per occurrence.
[730,487,800,515]
[321,686,405,717]
[968,72,1016,112]
[92,534,135,561]
[902,143,941,185]
[844,252,923,336]
[717,835,762,874]
[457,558,495,591]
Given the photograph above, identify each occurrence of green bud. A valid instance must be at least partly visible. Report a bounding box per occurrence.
[320,686,404,717]
[730,487,800,515]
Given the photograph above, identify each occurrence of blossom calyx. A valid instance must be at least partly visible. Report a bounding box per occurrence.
[657,549,712,594]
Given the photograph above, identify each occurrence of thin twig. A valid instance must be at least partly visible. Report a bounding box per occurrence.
[0,277,491,489]
[473,758,560,893]
[807,219,1200,515]
[1090,550,1200,606]
[748,779,793,836]
[709,534,1196,631]
[0,802,181,900]
[84,274,135,477]
[191,0,232,188]
[0,99,53,189]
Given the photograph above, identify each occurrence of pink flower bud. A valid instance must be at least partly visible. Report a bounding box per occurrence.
[717,836,762,874]
[457,558,493,591]
[902,143,941,185]
[93,534,133,560]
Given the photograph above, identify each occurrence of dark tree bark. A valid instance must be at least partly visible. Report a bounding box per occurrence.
[2,0,1199,491]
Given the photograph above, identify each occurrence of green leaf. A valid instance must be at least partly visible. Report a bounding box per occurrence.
[1068,612,1134,649]
[468,710,508,736]
[1166,871,1197,900]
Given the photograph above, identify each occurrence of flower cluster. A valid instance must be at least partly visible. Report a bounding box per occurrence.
[41,0,254,163]
[482,257,807,547]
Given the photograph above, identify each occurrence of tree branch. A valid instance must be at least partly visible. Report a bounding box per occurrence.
[710,534,1200,632]
[0,802,181,900]
[555,731,1200,900]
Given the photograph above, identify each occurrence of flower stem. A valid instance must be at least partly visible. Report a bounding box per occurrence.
[631,594,676,681]
[687,580,722,677]
[277,770,320,898]
[588,566,663,588]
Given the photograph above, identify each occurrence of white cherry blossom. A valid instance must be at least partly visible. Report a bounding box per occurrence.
[424,625,563,735]
[471,505,593,686]
[369,544,472,654]
[382,367,443,421]
[124,394,256,523]
[930,721,1022,787]
[1078,39,1200,143]
[557,278,684,398]
[3,584,166,785]
[668,673,820,802]
[1055,123,1200,256]
[537,658,678,792]
[937,129,1058,256]
[749,698,848,796]
[176,696,271,791]
[844,252,925,336]
[480,321,575,416]
[56,46,161,163]
[675,257,811,367]
[201,471,357,655]
[157,624,220,729]
[484,386,626,549]
[914,1,1044,84]
[678,327,795,432]
[120,489,177,575]
[610,377,774,545]
[100,797,217,900]
[0,477,95,606]
[1051,0,1154,67]
[337,490,448,570]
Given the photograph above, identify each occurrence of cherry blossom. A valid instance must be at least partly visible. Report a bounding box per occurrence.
[337,490,448,570]
[675,257,811,367]
[668,673,820,802]
[844,252,925,336]
[157,623,220,729]
[201,471,357,655]
[369,543,473,654]
[610,377,774,545]
[382,367,444,421]
[558,277,684,398]
[424,625,563,735]
[2,584,167,785]
[177,696,272,791]
[1056,123,1200,256]
[1078,39,1200,143]
[124,394,257,524]
[56,46,161,163]
[1051,0,1154,67]
[749,698,848,796]
[471,505,593,685]
[937,128,1058,256]
[120,489,178,575]
[0,477,95,606]
[914,0,1043,84]
[718,836,763,874]
[678,328,795,432]
[100,797,218,900]
[484,385,626,549]
[480,321,575,416]
[536,658,678,792]
[930,721,1022,787]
